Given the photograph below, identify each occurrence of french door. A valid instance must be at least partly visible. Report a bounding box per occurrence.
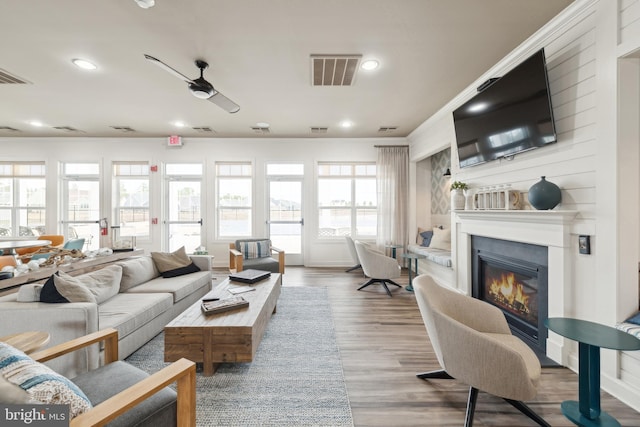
[164,164,203,253]
[267,176,303,265]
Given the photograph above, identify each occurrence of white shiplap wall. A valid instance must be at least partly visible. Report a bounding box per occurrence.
[409,0,640,412]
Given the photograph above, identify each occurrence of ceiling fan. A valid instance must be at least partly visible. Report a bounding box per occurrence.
[144,54,240,113]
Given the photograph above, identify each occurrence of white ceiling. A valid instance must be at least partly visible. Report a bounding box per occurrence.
[0,0,573,139]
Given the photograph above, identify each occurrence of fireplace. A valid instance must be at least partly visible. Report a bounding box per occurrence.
[471,236,552,363]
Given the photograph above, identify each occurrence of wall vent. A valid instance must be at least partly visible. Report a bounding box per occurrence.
[311,54,361,86]
[378,126,399,133]
[0,126,20,131]
[111,126,136,132]
[0,69,29,85]
[250,126,270,134]
[53,126,83,133]
[192,126,215,133]
[310,127,328,134]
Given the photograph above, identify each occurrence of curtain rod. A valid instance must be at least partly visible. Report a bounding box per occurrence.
[374,145,409,148]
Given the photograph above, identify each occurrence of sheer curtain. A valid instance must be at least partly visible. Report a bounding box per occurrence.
[376,146,409,255]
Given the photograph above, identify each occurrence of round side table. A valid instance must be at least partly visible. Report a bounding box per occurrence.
[0,331,51,354]
[402,252,426,292]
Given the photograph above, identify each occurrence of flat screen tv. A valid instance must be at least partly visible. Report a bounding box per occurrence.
[453,48,556,168]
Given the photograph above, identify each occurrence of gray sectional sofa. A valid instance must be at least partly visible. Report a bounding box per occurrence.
[0,254,211,377]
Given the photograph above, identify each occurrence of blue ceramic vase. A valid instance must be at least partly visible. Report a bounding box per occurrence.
[528,176,561,210]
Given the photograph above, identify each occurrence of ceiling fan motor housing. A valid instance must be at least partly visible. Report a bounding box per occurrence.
[189,78,214,99]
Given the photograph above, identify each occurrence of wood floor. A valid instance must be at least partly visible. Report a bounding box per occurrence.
[263,266,640,427]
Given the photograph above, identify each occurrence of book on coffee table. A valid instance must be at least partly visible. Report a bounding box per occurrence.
[201,296,249,315]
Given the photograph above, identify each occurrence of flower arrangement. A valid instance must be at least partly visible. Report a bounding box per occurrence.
[450,181,468,191]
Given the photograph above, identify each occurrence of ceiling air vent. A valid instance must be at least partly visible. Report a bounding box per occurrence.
[0,126,20,131]
[310,127,328,134]
[250,126,270,134]
[311,54,361,86]
[111,126,136,133]
[0,69,30,85]
[192,126,216,133]
[378,126,399,133]
[53,126,83,133]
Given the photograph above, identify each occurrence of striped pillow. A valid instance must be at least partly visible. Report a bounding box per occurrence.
[0,342,92,418]
[241,240,271,260]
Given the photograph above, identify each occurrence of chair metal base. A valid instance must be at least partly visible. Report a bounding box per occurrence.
[346,264,362,273]
[357,278,401,297]
[416,369,550,427]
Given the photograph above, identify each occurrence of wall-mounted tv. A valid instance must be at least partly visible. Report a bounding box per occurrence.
[452,48,556,169]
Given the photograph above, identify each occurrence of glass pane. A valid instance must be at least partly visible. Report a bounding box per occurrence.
[219,208,251,237]
[65,163,99,175]
[218,178,251,207]
[318,179,351,207]
[266,164,304,175]
[0,209,10,234]
[355,164,376,176]
[168,181,201,221]
[118,178,149,236]
[356,209,377,236]
[168,223,201,253]
[217,163,251,176]
[270,223,301,254]
[19,208,45,234]
[0,179,12,207]
[269,181,301,221]
[67,223,99,251]
[18,178,46,207]
[13,164,45,176]
[114,163,149,176]
[67,181,100,220]
[318,208,351,235]
[117,209,149,236]
[355,178,376,207]
[166,164,202,175]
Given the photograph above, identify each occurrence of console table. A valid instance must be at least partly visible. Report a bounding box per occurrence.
[546,317,640,427]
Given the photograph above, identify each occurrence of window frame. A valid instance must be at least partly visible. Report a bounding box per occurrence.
[215,162,253,239]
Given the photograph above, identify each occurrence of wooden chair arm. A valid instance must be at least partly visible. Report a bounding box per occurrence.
[229,244,243,273]
[31,328,119,365]
[70,358,196,427]
[272,247,285,274]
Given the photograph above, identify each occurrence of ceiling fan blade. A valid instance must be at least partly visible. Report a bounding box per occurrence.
[144,54,194,84]
[208,90,240,113]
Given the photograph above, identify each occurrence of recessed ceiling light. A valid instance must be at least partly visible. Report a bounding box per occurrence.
[134,0,155,8]
[72,59,97,70]
[361,60,379,71]
[173,121,186,128]
[255,122,270,128]
[340,120,353,128]
[28,120,44,127]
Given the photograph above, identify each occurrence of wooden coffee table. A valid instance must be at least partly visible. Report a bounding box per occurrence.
[164,273,282,376]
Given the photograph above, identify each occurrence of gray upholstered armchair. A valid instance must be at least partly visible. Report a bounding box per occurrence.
[413,274,549,427]
[229,238,285,274]
[354,240,401,297]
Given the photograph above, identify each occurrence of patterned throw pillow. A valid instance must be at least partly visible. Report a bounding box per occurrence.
[240,240,271,260]
[0,342,92,418]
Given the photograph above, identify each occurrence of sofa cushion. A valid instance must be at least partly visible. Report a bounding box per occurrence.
[0,342,92,418]
[242,256,280,273]
[71,361,176,427]
[151,247,192,273]
[429,227,451,251]
[98,293,173,340]
[117,256,160,292]
[125,270,211,303]
[237,239,271,260]
[407,244,453,268]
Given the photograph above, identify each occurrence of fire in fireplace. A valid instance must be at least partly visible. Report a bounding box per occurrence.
[471,236,551,364]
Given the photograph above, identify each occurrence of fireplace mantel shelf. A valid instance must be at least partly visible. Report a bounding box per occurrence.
[454,209,578,225]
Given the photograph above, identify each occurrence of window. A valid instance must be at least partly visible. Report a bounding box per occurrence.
[0,162,46,236]
[317,163,376,238]
[113,162,150,238]
[216,162,252,237]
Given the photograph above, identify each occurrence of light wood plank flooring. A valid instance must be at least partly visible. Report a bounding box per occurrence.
[214,267,640,426]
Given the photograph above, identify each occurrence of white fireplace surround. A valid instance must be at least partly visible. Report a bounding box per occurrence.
[453,209,578,363]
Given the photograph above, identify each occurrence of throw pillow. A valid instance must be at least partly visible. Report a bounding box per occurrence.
[0,374,30,404]
[40,273,68,303]
[151,246,192,273]
[239,240,271,260]
[53,272,97,303]
[0,342,92,418]
[16,284,44,302]
[625,312,640,325]
[429,227,451,251]
[416,227,427,244]
[117,256,160,292]
[420,230,434,247]
[160,262,201,278]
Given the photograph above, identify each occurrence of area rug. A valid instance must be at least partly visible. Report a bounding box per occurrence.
[126,287,354,427]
